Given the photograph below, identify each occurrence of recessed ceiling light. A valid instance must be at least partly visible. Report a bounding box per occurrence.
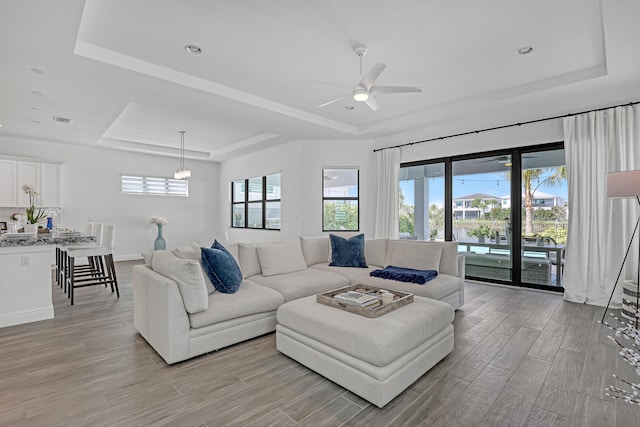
[33,120,41,124]
[345,106,355,110]
[31,91,43,96]
[517,46,534,55]
[30,67,46,74]
[31,107,41,111]
[184,44,202,54]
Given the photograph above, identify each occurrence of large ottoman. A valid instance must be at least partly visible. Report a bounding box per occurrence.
[276,295,454,408]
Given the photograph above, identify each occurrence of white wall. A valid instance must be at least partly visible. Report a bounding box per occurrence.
[217,139,377,244]
[215,120,564,245]
[0,136,218,259]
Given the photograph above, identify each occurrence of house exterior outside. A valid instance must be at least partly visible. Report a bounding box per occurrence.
[454,191,567,219]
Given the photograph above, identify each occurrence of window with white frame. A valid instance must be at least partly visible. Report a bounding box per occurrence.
[121,175,188,196]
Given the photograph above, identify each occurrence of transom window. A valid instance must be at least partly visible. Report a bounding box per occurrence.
[232,173,281,229]
[121,175,188,196]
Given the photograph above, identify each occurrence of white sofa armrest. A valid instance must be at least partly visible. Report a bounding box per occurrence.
[133,265,191,364]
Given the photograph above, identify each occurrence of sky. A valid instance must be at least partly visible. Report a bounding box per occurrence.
[400,172,568,208]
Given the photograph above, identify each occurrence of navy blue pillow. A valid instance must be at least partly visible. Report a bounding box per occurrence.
[329,234,368,268]
[201,240,242,294]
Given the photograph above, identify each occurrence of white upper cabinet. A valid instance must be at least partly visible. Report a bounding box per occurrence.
[17,161,41,207]
[0,159,61,208]
[0,159,18,207]
[41,164,61,207]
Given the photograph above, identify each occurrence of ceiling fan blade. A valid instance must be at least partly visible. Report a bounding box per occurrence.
[364,95,379,111]
[317,94,352,108]
[370,85,422,95]
[307,79,351,90]
[358,63,386,90]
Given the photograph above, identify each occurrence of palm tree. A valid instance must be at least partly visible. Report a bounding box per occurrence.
[471,198,490,220]
[522,166,566,235]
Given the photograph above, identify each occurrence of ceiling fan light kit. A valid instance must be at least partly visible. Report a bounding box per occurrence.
[317,44,422,111]
[353,88,369,102]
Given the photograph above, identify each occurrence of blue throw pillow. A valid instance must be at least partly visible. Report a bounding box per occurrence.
[201,241,242,294]
[329,234,368,268]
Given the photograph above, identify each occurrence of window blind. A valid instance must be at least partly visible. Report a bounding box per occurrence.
[122,175,188,196]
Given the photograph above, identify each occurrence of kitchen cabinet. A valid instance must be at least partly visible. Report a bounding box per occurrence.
[18,161,41,206]
[0,159,18,206]
[16,162,61,208]
[41,164,61,207]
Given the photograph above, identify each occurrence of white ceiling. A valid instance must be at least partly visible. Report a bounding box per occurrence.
[1,0,639,162]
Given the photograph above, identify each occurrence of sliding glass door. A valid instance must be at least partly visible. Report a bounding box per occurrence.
[399,142,566,291]
[519,148,567,288]
[453,154,513,283]
[399,163,445,240]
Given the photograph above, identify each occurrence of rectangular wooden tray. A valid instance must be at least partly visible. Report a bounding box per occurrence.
[316,284,413,318]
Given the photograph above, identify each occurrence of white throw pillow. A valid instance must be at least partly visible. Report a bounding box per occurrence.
[141,251,155,266]
[300,236,330,266]
[238,243,261,278]
[364,239,389,267]
[258,240,307,277]
[152,250,208,314]
[173,242,216,294]
[388,241,443,272]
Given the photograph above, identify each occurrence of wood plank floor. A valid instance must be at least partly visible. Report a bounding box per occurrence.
[1,261,639,426]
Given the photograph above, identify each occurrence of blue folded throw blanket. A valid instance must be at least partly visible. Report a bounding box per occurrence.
[369,265,438,284]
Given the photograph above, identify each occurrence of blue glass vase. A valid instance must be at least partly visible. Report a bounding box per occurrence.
[154,224,166,250]
[46,217,53,229]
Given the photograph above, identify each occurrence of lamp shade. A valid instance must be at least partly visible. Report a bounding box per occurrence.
[606,170,640,197]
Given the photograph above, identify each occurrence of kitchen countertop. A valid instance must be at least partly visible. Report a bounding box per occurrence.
[0,233,95,248]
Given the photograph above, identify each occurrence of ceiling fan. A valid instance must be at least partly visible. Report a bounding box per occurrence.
[477,155,538,167]
[317,45,422,111]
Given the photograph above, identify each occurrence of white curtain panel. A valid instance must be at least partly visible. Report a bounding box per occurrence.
[563,105,640,306]
[374,147,400,239]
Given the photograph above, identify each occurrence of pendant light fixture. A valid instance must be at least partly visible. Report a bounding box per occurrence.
[174,130,191,179]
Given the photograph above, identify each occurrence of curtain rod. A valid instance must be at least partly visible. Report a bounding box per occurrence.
[373,100,640,153]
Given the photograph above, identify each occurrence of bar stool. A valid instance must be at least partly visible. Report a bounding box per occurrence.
[58,223,103,292]
[56,222,96,288]
[66,224,118,305]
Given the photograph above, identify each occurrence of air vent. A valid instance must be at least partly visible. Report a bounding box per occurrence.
[52,116,72,124]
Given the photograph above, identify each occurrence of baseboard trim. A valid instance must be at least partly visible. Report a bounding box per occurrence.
[0,306,54,328]
[115,254,144,262]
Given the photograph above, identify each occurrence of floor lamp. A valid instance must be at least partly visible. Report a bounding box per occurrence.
[601,170,640,326]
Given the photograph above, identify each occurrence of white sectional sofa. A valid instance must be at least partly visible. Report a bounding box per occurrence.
[133,236,465,364]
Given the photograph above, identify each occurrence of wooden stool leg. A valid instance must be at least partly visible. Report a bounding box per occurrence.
[68,256,75,305]
[108,255,119,297]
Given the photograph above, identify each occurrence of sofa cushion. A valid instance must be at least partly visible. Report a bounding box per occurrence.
[151,250,208,314]
[201,241,243,294]
[238,243,261,278]
[354,271,462,302]
[250,268,349,302]
[300,236,330,266]
[387,240,443,272]
[172,242,216,294]
[310,263,378,283]
[364,238,388,267]
[188,280,285,328]
[329,233,368,268]
[258,239,307,277]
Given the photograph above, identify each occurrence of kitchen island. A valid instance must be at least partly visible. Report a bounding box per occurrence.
[0,233,95,327]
